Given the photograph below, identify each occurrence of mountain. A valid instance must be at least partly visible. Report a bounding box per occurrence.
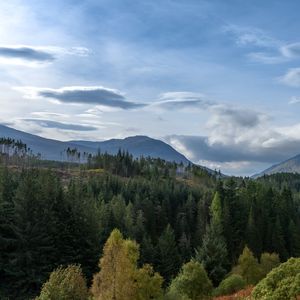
[69,135,190,164]
[253,154,300,178]
[0,124,191,164]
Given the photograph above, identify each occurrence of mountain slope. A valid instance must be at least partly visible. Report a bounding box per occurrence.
[253,154,300,177]
[0,124,95,161]
[70,135,190,164]
[0,125,190,164]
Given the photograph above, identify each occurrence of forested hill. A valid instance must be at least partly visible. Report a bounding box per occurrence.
[0,151,300,299]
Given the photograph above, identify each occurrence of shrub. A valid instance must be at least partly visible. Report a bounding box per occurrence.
[214,274,246,296]
[168,260,213,300]
[35,265,89,300]
[252,257,300,300]
[213,286,253,300]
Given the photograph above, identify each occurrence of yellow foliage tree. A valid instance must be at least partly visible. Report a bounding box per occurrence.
[36,265,89,300]
[135,264,163,300]
[91,229,163,300]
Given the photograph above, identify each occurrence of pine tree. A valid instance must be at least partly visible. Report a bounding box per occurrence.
[246,206,262,257]
[271,216,288,260]
[195,224,229,286]
[288,220,300,257]
[156,224,181,284]
[210,192,222,226]
[195,192,229,285]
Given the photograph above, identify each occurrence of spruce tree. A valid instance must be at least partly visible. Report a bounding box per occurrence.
[195,192,229,285]
[156,224,181,284]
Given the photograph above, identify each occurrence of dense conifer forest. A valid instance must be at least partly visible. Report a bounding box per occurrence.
[0,147,300,299]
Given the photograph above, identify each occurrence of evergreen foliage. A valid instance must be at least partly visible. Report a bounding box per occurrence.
[0,150,299,299]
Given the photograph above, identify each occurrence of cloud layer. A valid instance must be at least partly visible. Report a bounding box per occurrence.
[18,86,145,109]
[0,46,55,62]
[23,119,98,131]
[0,45,89,66]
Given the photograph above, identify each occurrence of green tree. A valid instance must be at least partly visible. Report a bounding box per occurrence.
[210,192,222,226]
[234,246,262,285]
[260,252,280,278]
[195,192,229,285]
[156,224,181,284]
[168,260,213,300]
[246,206,262,257]
[252,257,300,300]
[35,265,89,300]
[195,224,228,286]
[288,220,300,257]
[214,274,246,297]
[135,264,163,300]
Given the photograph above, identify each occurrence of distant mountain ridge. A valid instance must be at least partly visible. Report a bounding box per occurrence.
[0,124,191,164]
[253,154,300,178]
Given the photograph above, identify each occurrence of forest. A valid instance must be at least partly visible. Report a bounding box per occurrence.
[0,146,300,299]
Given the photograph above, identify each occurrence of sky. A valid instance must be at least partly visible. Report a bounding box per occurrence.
[1,0,300,176]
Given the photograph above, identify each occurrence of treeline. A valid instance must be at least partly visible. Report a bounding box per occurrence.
[0,137,41,165]
[87,149,216,181]
[0,152,300,299]
[34,230,299,299]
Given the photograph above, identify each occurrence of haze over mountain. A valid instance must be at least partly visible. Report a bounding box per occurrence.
[0,124,191,164]
[253,154,300,178]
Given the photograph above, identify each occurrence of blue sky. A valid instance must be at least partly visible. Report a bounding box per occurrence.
[1,0,300,175]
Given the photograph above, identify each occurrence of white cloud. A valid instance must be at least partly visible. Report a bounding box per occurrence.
[151,92,213,110]
[223,25,279,48]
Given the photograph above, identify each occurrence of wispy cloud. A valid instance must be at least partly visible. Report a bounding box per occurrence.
[247,52,288,64]
[224,25,300,66]
[289,96,300,104]
[151,92,213,110]
[223,25,279,48]
[280,68,300,87]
